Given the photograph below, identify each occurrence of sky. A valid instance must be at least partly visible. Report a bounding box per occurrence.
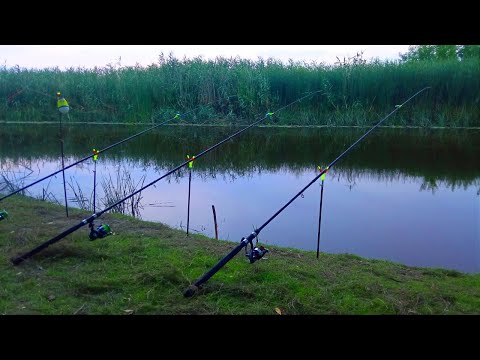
[0,45,411,70]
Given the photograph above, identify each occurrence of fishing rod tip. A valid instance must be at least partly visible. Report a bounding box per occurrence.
[183,285,199,298]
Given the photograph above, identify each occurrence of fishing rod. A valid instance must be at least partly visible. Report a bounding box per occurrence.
[11,90,323,265]
[0,96,238,204]
[183,86,431,298]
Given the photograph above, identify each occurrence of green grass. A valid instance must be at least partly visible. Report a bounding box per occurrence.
[1,195,479,314]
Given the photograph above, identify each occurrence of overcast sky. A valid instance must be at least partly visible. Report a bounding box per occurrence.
[0,45,411,70]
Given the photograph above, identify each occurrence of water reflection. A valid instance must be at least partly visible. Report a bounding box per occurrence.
[1,124,479,273]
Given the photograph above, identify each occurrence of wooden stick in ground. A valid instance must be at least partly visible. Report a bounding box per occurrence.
[212,205,218,239]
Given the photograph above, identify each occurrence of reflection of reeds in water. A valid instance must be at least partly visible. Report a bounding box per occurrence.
[101,166,146,217]
[419,176,439,194]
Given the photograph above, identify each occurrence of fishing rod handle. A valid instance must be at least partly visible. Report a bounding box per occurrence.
[184,232,257,297]
[11,221,87,265]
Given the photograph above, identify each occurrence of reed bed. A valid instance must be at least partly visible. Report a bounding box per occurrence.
[1,56,478,127]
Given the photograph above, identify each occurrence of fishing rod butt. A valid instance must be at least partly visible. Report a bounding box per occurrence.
[183,285,199,298]
[11,255,26,266]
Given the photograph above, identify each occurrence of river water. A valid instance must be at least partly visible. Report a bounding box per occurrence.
[1,124,478,273]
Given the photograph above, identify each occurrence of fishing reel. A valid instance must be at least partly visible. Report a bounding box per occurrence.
[243,235,269,264]
[0,210,8,221]
[88,222,113,241]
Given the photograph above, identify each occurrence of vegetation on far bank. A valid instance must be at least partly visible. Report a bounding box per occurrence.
[1,46,479,128]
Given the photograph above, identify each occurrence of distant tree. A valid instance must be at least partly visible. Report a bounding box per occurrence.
[400,46,435,62]
[435,45,457,60]
[457,45,480,60]
[400,45,480,62]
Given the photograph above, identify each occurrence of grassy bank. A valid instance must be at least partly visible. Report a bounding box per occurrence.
[1,56,478,127]
[1,195,479,314]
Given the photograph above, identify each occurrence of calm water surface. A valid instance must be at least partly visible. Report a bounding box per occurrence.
[1,124,478,273]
